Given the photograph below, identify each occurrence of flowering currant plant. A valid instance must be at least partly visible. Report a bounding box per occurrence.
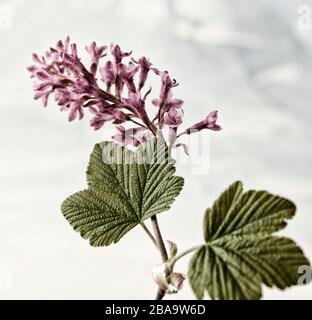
[28,37,310,300]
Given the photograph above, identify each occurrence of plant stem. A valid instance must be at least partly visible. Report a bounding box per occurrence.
[176,131,186,139]
[151,215,168,263]
[169,245,201,267]
[155,288,166,300]
[140,222,157,247]
[151,215,169,300]
[130,119,148,129]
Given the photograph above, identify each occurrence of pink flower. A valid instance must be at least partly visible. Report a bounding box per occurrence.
[132,56,160,90]
[110,44,131,63]
[152,92,183,111]
[123,91,155,133]
[89,103,130,130]
[136,57,151,90]
[159,71,178,104]
[56,36,70,53]
[112,125,152,146]
[164,108,184,128]
[118,62,140,93]
[100,61,116,91]
[68,101,84,121]
[153,91,183,128]
[85,41,107,75]
[186,111,222,133]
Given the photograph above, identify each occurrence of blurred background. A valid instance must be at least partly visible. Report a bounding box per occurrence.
[0,0,311,299]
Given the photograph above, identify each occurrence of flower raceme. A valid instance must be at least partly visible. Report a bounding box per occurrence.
[28,37,222,148]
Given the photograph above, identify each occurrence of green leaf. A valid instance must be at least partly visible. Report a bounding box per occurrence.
[189,181,310,300]
[61,138,184,246]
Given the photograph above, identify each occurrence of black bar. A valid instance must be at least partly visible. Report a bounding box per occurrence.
[0,300,310,318]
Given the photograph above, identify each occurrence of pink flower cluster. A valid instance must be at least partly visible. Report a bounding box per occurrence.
[28,37,221,148]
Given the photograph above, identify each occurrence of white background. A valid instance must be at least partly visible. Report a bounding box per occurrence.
[0,0,311,299]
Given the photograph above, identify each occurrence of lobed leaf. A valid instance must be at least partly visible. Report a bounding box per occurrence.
[189,181,310,300]
[61,138,184,246]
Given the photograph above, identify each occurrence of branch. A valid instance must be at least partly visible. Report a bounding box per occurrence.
[151,215,168,263]
[151,215,169,300]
